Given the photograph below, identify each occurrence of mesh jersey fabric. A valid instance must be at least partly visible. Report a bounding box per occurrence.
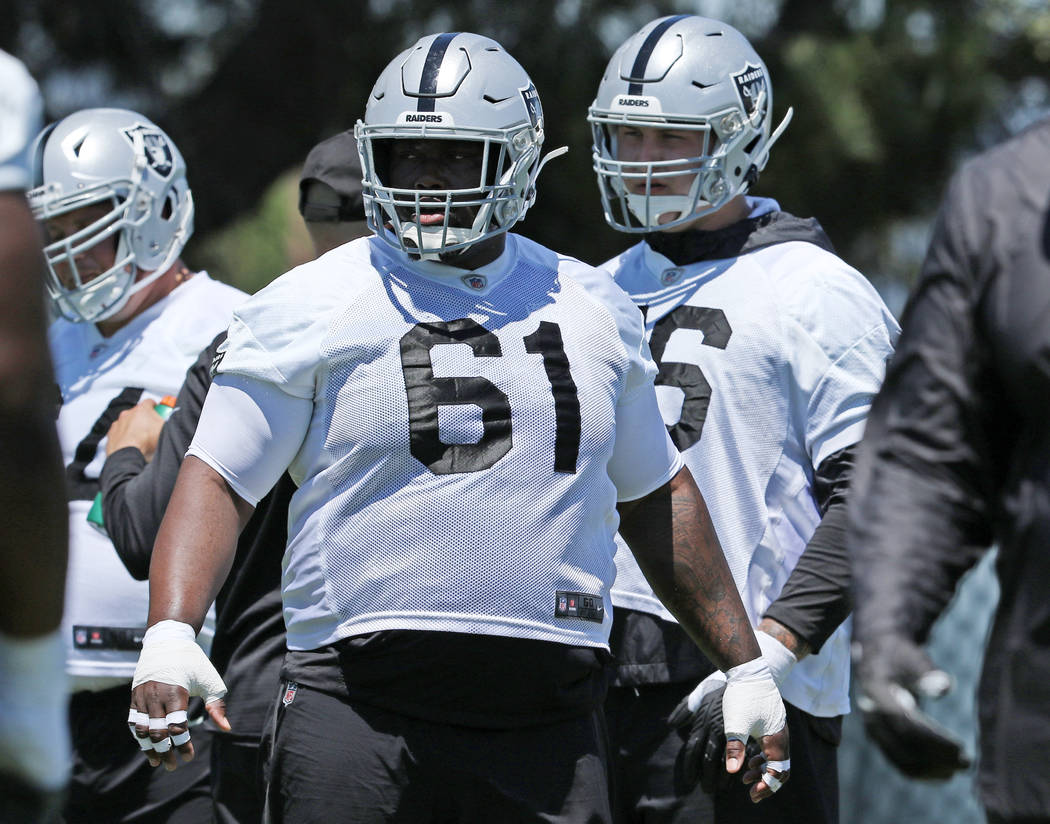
[51,273,245,685]
[0,50,41,191]
[203,233,677,653]
[602,217,898,717]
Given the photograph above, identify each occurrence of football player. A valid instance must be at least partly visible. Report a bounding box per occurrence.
[93,131,371,823]
[0,49,70,824]
[128,33,789,823]
[588,15,899,823]
[30,107,246,823]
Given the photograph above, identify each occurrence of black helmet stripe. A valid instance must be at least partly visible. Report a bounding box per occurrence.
[627,15,690,96]
[416,32,460,112]
[31,122,59,187]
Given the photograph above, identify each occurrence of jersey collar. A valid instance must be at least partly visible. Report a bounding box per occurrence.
[381,235,517,297]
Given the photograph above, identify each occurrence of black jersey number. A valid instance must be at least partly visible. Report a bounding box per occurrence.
[64,387,145,501]
[646,306,732,451]
[400,319,580,475]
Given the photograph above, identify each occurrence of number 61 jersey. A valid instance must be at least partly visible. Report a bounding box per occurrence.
[201,233,681,654]
[603,206,899,717]
[51,273,244,686]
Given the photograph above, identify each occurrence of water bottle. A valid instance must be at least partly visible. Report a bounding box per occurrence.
[86,395,177,533]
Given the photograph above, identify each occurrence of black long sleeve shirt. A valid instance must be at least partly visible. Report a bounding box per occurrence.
[849,116,1050,819]
[100,333,291,739]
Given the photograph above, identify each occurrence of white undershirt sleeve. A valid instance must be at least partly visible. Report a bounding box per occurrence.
[186,373,313,505]
[608,383,684,502]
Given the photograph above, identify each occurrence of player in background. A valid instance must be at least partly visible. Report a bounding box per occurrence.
[97,130,370,823]
[849,117,1050,824]
[0,48,70,824]
[127,32,789,823]
[298,129,369,256]
[30,107,246,823]
[588,15,898,823]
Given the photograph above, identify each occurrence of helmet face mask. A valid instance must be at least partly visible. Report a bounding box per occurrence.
[588,15,792,233]
[356,32,563,261]
[28,109,194,323]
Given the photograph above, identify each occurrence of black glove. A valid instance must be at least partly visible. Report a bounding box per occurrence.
[669,682,733,794]
[854,636,971,780]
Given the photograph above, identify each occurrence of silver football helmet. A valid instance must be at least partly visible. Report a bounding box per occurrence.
[355,32,566,259]
[588,15,792,232]
[28,108,194,323]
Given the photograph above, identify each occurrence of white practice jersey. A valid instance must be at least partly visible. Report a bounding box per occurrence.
[198,233,681,653]
[604,200,899,717]
[0,50,42,191]
[52,273,245,686]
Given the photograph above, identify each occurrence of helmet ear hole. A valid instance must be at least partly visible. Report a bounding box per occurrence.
[161,192,175,221]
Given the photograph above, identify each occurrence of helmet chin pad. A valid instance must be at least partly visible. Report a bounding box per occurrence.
[398,222,479,261]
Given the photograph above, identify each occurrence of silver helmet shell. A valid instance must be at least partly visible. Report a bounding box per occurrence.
[28,108,194,323]
[588,15,792,232]
[356,32,563,259]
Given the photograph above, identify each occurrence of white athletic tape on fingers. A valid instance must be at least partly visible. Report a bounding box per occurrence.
[148,717,168,730]
[763,771,784,793]
[151,737,172,753]
[764,759,790,772]
[171,731,191,747]
[127,709,148,729]
[165,710,188,726]
[127,709,154,749]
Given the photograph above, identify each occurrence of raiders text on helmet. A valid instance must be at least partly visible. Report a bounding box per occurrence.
[588,15,792,232]
[355,32,566,259]
[27,108,194,323]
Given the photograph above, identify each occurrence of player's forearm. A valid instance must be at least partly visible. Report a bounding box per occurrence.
[147,456,253,633]
[618,466,760,672]
[0,412,68,636]
[0,196,69,636]
[762,496,852,656]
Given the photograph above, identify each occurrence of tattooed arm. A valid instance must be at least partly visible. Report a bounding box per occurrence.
[619,466,791,801]
[617,465,760,670]
[758,617,811,659]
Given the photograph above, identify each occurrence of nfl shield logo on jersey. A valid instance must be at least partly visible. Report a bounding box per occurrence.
[282,681,298,706]
[462,274,487,290]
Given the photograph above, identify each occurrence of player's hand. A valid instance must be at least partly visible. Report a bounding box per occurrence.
[129,620,229,771]
[670,657,790,802]
[106,399,166,460]
[854,636,970,780]
[721,657,790,803]
[669,671,732,794]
